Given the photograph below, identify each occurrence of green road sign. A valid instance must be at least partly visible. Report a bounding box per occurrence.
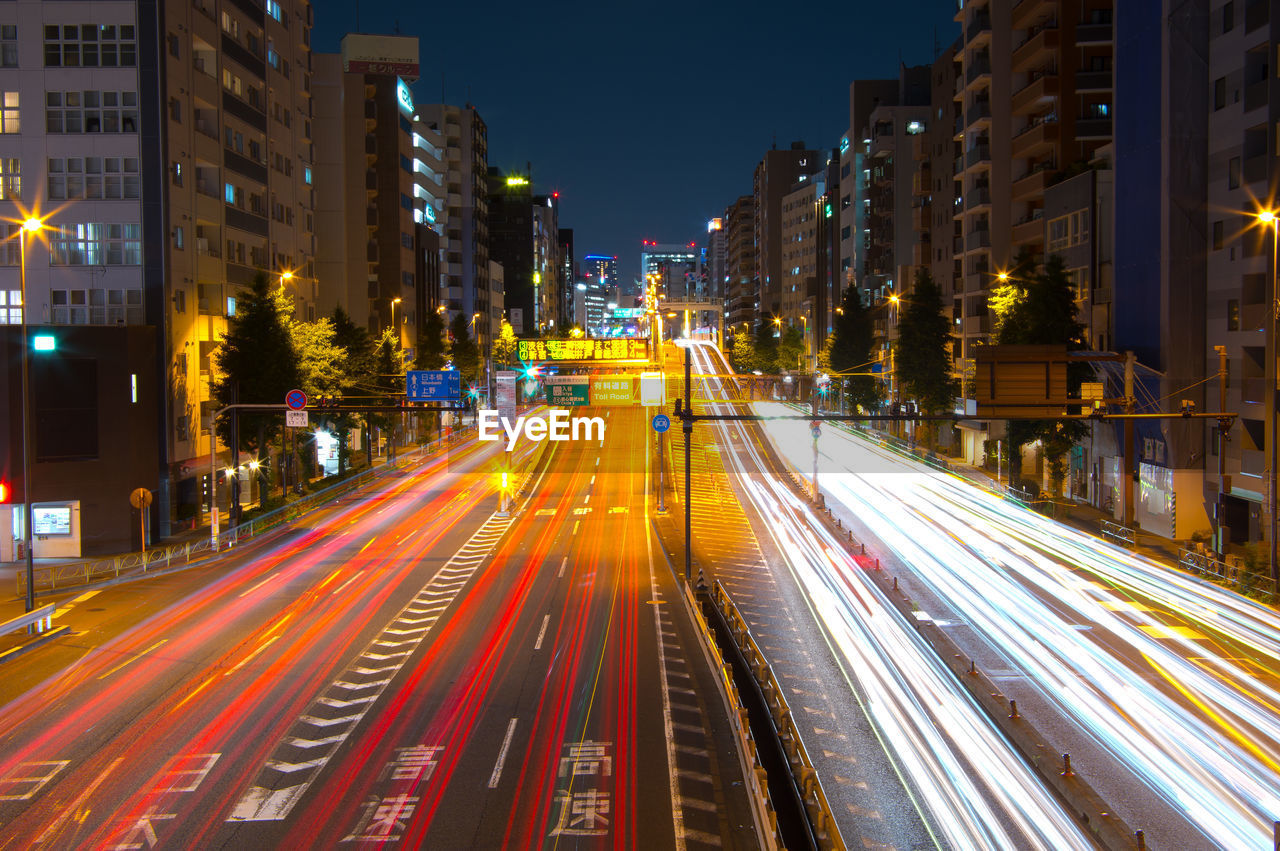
[546,379,589,406]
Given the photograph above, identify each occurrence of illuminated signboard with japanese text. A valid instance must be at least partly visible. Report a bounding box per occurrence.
[516,339,648,362]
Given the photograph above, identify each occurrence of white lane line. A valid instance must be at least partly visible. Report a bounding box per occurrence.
[239,572,280,598]
[534,615,550,651]
[97,639,167,681]
[584,493,590,505]
[224,635,281,677]
[595,457,600,466]
[572,521,580,534]
[488,717,519,788]
[647,518,687,851]
[330,574,360,597]
[590,475,596,485]
[557,557,568,579]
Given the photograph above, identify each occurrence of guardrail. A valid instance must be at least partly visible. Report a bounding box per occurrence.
[685,582,781,850]
[1179,547,1278,599]
[17,427,476,598]
[1,603,55,637]
[1100,520,1136,548]
[711,580,847,851]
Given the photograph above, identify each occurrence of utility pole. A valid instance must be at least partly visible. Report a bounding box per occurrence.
[683,346,693,584]
[1216,346,1230,559]
[1123,351,1136,528]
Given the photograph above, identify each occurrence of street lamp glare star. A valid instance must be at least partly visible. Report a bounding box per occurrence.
[1260,210,1277,225]
[22,217,42,233]
[996,271,1010,282]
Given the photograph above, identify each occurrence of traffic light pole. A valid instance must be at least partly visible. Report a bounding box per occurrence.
[18,229,33,612]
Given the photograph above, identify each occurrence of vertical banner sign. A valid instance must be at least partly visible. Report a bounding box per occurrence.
[495,371,518,422]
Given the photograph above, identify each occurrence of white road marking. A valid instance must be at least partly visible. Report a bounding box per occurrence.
[534,615,550,651]
[97,639,167,681]
[590,475,595,485]
[557,557,568,579]
[34,757,121,843]
[330,574,360,597]
[239,572,280,598]
[224,636,280,677]
[488,718,519,788]
[0,760,70,801]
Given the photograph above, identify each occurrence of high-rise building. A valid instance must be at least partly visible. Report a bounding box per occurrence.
[839,79,900,294]
[705,217,726,323]
[314,36,423,347]
[779,152,840,366]
[557,227,573,328]
[486,166,533,335]
[416,103,491,348]
[722,196,755,333]
[582,254,618,290]
[753,142,822,319]
[531,193,559,335]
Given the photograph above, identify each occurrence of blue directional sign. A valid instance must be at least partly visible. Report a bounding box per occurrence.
[407,369,462,401]
[652,414,671,433]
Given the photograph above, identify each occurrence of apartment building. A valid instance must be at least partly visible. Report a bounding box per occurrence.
[531,192,560,336]
[722,195,754,332]
[839,79,899,295]
[752,142,821,320]
[416,103,491,350]
[779,152,839,366]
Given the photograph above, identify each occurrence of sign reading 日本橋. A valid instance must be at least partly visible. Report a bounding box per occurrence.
[517,339,648,362]
[406,370,462,401]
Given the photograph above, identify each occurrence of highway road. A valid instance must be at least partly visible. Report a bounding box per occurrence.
[752,395,1280,850]
[678,340,1096,849]
[0,403,758,849]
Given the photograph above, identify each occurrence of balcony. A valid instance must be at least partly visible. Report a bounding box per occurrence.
[912,171,931,196]
[1244,154,1269,186]
[1011,0,1056,30]
[1075,117,1112,140]
[966,187,991,209]
[966,13,992,43]
[1245,78,1269,113]
[966,58,992,89]
[1075,70,1112,93]
[1012,212,1044,246]
[954,236,965,254]
[1076,22,1112,44]
[1011,73,1058,115]
[912,204,931,230]
[966,228,991,251]
[1011,117,1060,158]
[966,101,992,127]
[1011,165,1050,201]
[913,242,931,267]
[965,144,991,168]
[1012,26,1059,72]
[964,314,990,335]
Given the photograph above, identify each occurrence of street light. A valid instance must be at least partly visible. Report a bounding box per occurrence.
[1259,209,1279,585]
[279,270,294,284]
[389,297,402,331]
[15,215,44,612]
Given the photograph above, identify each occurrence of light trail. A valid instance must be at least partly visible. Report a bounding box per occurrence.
[749,389,1280,848]
[684,341,1092,849]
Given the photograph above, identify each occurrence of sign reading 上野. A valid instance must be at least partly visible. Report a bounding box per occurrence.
[517,338,648,363]
[407,369,461,401]
[544,376,589,406]
[589,375,639,406]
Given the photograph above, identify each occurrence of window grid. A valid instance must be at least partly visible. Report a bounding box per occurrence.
[47,157,141,200]
[0,158,19,199]
[1,92,18,133]
[48,223,143,266]
[50,288,143,325]
[46,90,138,133]
[1,26,17,68]
[44,24,136,68]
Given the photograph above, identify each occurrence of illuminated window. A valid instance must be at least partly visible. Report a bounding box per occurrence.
[0,158,18,199]
[0,92,18,133]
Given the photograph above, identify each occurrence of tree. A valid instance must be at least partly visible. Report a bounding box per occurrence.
[894,269,957,448]
[286,312,344,490]
[212,274,300,509]
[994,253,1089,489]
[448,313,481,385]
[828,286,883,412]
[415,309,448,370]
[329,307,374,476]
[491,319,518,368]
[730,330,757,374]
[753,317,779,374]
[778,324,805,373]
[366,329,405,464]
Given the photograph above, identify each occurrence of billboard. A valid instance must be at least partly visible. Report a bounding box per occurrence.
[340,34,420,79]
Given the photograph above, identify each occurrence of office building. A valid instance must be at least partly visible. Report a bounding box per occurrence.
[722,196,755,333]
[753,142,822,319]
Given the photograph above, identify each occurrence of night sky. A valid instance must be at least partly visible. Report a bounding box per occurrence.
[313,1,958,283]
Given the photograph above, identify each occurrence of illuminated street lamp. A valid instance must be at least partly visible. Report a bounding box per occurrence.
[1259,209,1279,585]
[390,297,402,331]
[15,215,44,612]
[280,269,294,284]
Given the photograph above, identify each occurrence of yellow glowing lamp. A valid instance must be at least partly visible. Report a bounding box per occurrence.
[1260,210,1277,225]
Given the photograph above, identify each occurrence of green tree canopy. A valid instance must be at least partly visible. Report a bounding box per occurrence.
[828,286,883,412]
[730,330,757,374]
[491,319,518,368]
[211,273,300,453]
[448,313,481,384]
[778,324,805,373]
[753,317,779,374]
[894,268,957,415]
[415,308,448,370]
[328,307,374,474]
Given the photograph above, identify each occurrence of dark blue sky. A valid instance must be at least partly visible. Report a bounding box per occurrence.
[313,1,958,282]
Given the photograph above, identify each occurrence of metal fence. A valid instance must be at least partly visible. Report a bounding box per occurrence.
[1178,547,1278,599]
[16,428,474,598]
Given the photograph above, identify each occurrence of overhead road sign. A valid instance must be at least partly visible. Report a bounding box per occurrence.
[407,369,462,401]
[590,375,640,406]
[545,376,589,407]
[517,338,648,363]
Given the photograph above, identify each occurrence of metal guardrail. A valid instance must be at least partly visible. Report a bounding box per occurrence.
[16,428,475,598]
[1,603,55,636]
[1100,520,1136,548]
[1178,547,1278,599]
[711,580,847,851]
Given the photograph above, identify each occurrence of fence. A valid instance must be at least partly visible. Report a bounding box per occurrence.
[1100,520,1136,548]
[16,428,474,598]
[1178,547,1278,599]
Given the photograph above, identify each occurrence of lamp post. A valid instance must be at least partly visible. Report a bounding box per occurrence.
[390,297,402,338]
[16,216,42,612]
[1260,210,1279,584]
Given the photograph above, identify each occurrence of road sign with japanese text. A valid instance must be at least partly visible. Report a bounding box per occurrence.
[407,370,462,401]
